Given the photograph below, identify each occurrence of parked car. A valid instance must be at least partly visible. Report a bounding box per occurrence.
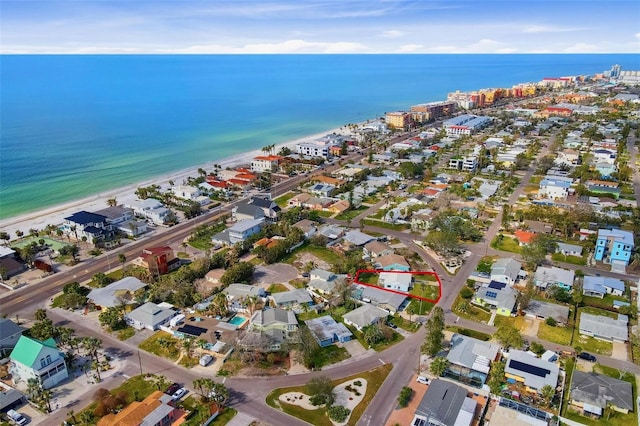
[171,387,188,401]
[199,354,214,367]
[416,376,429,385]
[165,383,181,395]
[578,352,597,362]
[7,410,28,426]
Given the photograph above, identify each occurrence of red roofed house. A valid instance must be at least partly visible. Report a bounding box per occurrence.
[251,155,283,173]
[206,179,229,189]
[543,107,573,117]
[514,230,536,246]
[329,145,343,157]
[422,188,440,199]
[139,246,179,275]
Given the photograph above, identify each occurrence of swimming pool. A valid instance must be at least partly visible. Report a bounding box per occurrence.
[228,315,248,326]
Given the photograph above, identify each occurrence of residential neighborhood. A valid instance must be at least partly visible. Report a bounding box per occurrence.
[1,64,640,426]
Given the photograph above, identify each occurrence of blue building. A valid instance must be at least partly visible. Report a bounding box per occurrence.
[594,229,634,266]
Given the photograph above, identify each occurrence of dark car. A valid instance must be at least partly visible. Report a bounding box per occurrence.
[578,352,597,362]
[165,383,181,395]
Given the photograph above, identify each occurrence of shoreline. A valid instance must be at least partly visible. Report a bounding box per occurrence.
[0,125,352,238]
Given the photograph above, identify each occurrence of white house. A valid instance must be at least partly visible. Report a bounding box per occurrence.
[539,178,572,200]
[343,304,389,331]
[9,336,68,389]
[125,302,179,331]
[490,258,523,286]
[124,198,172,225]
[250,155,282,173]
[378,272,412,292]
[171,185,201,201]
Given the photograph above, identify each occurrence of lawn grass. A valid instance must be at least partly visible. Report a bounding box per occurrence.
[274,192,295,208]
[116,327,136,341]
[490,235,522,253]
[537,322,574,346]
[390,315,421,332]
[288,278,306,289]
[282,243,343,265]
[356,272,379,285]
[573,335,612,356]
[451,295,491,323]
[178,355,199,368]
[493,315,526,331]
[369,330,404,352]
[265,364,392,426]
[181,395,237,426]
[268,283,289,293]
[361,219,410,231]
[312,345,350,368]
[551,253,586,266]
[335,206,368,221]
[139,332,181,361]
[407,298,435,315]
[529,176,543,184]
[410,281,440,301]
[579,306,618,319]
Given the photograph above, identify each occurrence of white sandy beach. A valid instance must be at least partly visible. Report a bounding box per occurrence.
[0,126,351,239]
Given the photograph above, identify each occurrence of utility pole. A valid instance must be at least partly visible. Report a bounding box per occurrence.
[138,351,143,376]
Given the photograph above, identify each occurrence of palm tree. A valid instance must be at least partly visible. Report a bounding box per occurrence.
[405,304,416,322]
[181,338,195,358]
[150,374,170,391]
[106,197,117,207]
[208,382,230,407]
[540,384,555,407]
[429,356,449,377]
[193,378,207,398]
[118,254,127,272]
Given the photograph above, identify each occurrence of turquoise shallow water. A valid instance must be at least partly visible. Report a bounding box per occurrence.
[1,54,637,219]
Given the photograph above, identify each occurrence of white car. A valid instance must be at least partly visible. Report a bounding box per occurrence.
[171,387,188,401]
[416,376,429,385]
[7,410,28,426]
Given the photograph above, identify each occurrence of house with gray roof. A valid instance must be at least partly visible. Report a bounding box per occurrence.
[224,284,266,300]
[318,224,345,240]
[212,218,265,246]
[490,258,523,286]
[579,312,628,342]
[533,266,575,290]
[87,276,147,308]
[124,302,178,331]
[473,284,517,317]
[0,318,25,358]
[378,271,412,292]
[363,240,394,259]
[0,388,26,412]
[505,350,559,393]
[523,300,570,325]
[412,379,477,426]
[556,242,583,257]
[570,371,633,416]
[292,219,318,239]
[248,308,298,346]
[356,285,406,313]
[447,334,500,386]
[307,269,346,300]
[232,203,265,222]
[270,288,313,310]
[343,304,388,331]
[583,275,625,298]
[305,316,352,347]
[343,230,376,246]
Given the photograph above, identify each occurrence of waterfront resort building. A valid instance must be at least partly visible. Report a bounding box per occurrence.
[385,111,412,130]
[251,155,283,173]
[594,229,634,267]
[410,100,456,122]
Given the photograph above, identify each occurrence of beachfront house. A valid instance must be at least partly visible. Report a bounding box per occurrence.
[61,211,113,244]
[250,155,283,173]
[94,206,147,237]
[9,336,69,389]
[124,198,172,225]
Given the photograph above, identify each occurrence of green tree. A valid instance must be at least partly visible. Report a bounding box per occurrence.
[421,307,445,356]
[488,361,505,395]
[540,384,555,407]
[429,356,449,377]
[495,324,523,349]
[98,307,126,331]
[397,386,413,408]
[306,376,335,407]
[208,382,229,406]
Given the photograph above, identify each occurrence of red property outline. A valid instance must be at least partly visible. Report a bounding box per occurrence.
[352,269,442,304]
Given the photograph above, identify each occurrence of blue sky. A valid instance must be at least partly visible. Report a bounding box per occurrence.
[1,0,639,53]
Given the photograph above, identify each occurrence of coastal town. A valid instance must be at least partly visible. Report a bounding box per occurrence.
[1,64,640,426]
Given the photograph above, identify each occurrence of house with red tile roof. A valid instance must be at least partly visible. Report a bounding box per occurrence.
[514,230,535,245]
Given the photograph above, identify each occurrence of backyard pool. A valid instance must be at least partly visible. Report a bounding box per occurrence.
[228,315,248,327]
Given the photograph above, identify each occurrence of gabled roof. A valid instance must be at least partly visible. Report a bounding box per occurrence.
[415,379,475,426]
[251,308,298,327]
[343,304,388,329]
[571,371,633,411]
[234,203,265,218]
[305,316,352,343]
[125,302,176,327]
[447,334,499,374]
[491,257,522,280]
[0,318,25,343]
[364,240,392,255]
[579,313,628,341]
[87,277,147,308]
[505,350,559,390]
[375,254,410,269]
[343,230,375,246]
[357,285,406,311]
[271,288,312,305]
[514,230,535,244]
[583,276,625,293]
[10,336,59,367]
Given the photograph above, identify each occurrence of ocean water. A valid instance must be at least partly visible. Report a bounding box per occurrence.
[1,54,638,220]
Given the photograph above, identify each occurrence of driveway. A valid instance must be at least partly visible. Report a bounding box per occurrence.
[522,318,540,337]
[611,341,628,361]
[253,264,299,285]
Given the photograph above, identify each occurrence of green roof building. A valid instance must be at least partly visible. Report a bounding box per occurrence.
[9,336,68,389]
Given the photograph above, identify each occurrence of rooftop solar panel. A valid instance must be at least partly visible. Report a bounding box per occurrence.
[509,359,550,378]
[488,281,507,290]
[177,324,207,336]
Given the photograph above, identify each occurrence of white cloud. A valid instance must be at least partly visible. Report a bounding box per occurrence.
[161,39,368,54]
[397,44,422,53]
[523,24,590,33]
[562,42,600,53]
[382,30,403,38]
[635,32,640,39]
